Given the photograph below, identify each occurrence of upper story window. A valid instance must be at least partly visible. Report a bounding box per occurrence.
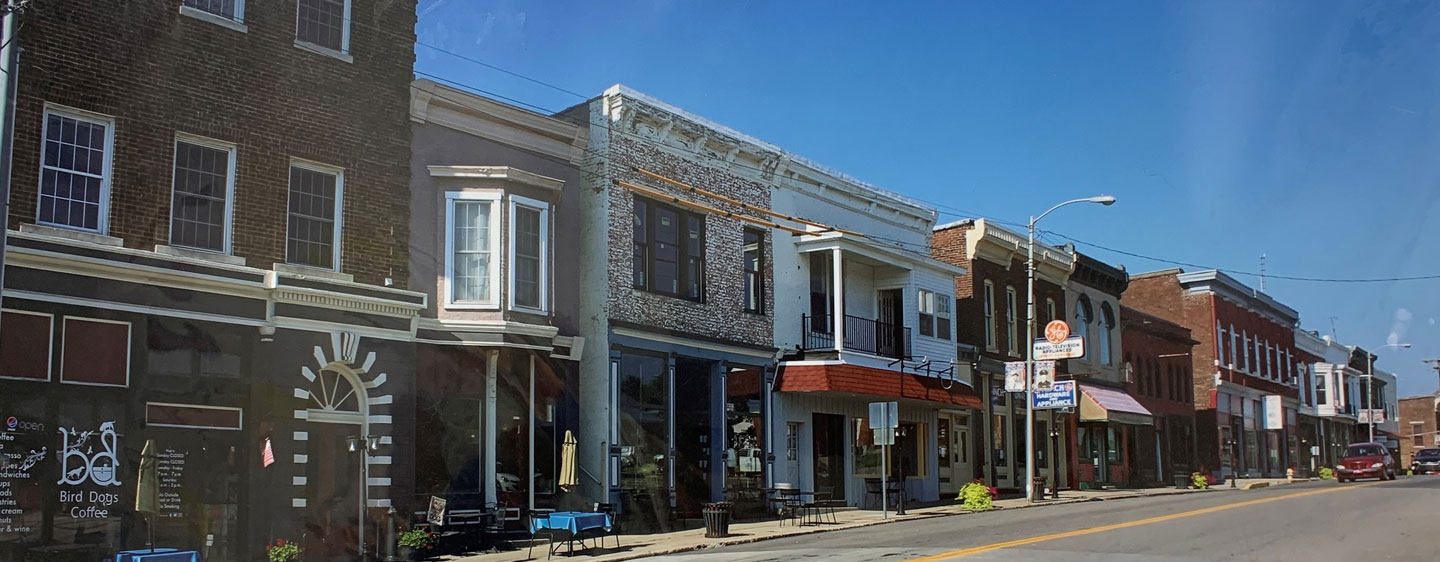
[982,281,996,351]
[1239,331,1250,372]
[1099,303,1116,365]
[918,290,935,337]
[39,106,114,234]
[509,195,549,312]
[286,160,343,270]
[742,228,765,314]
[919,290,951,340]
[808,252,833,333]
[1074,296,1092,352]
[632,196,705,302]
[936,293,952,341]
[1046,298,1056,324]
[183,0,243,21]
[297,0,350,54]
[1005,286,1019,355]
[445,191,500,308]
[170,135,236,253]
[1315,371,1327,404]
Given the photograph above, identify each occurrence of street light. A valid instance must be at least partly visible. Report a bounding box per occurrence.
[1360,343,1410,443]
[1025,194,1116,502]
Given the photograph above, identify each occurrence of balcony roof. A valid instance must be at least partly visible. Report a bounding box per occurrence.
[795,232,966,276]
[777,363,982,409]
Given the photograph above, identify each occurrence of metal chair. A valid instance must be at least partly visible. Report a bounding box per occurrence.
[526,509,559,560]
[592,502,620,548]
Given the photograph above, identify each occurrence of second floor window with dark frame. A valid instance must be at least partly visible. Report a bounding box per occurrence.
[742,228,764,313]
[632,196,705,301]
[170,138,234,253]
[286,164,340,270]
[512,204,544,310]
[183,0,241,21]
[297,0,349,52]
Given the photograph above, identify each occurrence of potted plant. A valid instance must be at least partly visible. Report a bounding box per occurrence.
[267,539,301,562]
[397,528,437,561]
[957,479,995,510]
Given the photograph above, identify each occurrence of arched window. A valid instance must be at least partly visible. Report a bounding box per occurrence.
[1074,296,1092,346]
[1099,302,1115,365]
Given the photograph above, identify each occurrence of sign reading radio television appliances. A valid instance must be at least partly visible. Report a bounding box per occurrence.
[1033,337,1085,360]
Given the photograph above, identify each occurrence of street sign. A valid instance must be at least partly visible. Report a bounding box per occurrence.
[872,427,895,446]
[1358,409,1386,424]
[1032,380,1077,409]
[1004,362,1026,392]
[869,401,898,429]
[1044,320,1070,344]
[1263,395,1283,430]
[1033,336,1085,360]
[1033,360,1056,389]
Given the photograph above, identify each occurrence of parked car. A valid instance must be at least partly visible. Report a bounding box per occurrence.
[1335,443,1397,482]
[1411,448,1440,475]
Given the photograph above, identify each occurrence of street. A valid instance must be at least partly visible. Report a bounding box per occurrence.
[647,478,1440,562]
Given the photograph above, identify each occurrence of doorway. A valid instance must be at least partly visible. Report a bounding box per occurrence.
[877,289,905,358]
[673,358,714,518]
[304,423,363,562]
[939,413,972,495]
[812,413,847,501]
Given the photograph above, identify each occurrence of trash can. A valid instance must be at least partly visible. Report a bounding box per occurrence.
[1031,477,1047,501]
[1174,474,1189,489]
[703,502,732,538]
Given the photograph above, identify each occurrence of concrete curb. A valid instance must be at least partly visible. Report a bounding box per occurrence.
[580,489,1211,562]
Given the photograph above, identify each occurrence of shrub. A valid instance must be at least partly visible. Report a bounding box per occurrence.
[1318,467,1334,480]
[958,480,995,510]
[398,528,436,550]
[267,539,301,562]
[1191,472,1208,489]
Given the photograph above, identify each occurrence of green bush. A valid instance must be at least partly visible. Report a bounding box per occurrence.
[958,480,994,510]
[267,539,301,562]
[1191,472,1208,489]
[398,528,436,549]
[1318,467,1334,480]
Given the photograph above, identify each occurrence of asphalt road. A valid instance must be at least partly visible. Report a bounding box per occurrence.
[648,477,1440,562]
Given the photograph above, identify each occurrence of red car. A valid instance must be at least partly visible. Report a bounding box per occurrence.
[1335,442,1397,482]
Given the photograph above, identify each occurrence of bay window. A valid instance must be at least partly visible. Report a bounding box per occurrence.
[445,191,501,307]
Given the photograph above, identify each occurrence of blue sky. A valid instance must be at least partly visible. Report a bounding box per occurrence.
[415,0,1440,395]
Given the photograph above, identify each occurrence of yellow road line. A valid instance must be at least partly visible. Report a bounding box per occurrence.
[906,481,1386,561]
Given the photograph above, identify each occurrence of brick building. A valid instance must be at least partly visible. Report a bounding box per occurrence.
[0,2,422,561]
[1121,306,1198,484]
[932,219,1072,491]
[1124,269,1302,481]
[1399,394,1440,466]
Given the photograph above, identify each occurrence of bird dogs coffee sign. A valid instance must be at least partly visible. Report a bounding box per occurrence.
[55,421,123,519]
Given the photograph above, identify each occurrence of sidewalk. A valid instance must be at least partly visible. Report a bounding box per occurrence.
[442,487,1211,562]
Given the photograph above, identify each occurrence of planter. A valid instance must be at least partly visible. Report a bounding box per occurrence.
[397,546,429,561]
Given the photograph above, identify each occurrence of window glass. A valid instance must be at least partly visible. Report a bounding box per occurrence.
[983,282,996,349]
[39,110,110,232]
[451,200,493,303]
[936,293,952,340]
[918,289,934,337]
[618,353,668,524]
[286,165,338,269]
[183,0,240,20]
[724,366,765,514]
[742,229,763,313]
[171,140,231,252]
[1005,287,1018,353]
[513,204,543,309]
[297,0,347,51]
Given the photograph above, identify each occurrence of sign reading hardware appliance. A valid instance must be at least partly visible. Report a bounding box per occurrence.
[1033,336,1085,360]
[1031,380,1077,409]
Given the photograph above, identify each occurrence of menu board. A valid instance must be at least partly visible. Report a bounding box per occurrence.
[157,448,187,518]
[0,416,47,539]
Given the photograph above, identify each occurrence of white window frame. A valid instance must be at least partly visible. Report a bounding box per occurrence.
[294,0,353,60]
[445,190,502,310]
[508,194,550,313]
[145,401,244,431]
[983,281,997,351]
[1005,286,1019,355]
[0,309,54,382]
[169,133,237,254]
[179,0,247,32]
[1045,298,1056,324]
[285,158,344,271]
[38,104,115,235]
[936,293,952,341]
[58,316,131,388]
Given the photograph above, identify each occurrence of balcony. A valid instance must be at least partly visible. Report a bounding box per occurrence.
[801,314,911,360]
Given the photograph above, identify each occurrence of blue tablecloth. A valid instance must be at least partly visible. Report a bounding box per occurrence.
[115,549,200,562]
[532,511,611,535]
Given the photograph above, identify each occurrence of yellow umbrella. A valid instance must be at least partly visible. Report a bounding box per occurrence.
[559,431,578,491]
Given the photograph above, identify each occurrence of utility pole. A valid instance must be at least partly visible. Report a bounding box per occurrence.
[0,0,24,340]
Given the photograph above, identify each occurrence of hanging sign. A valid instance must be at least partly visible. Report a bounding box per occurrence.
[1263,395,1284,430]
[1044,320,1071,344]
[1033,361,1056,390]
[1033,336,1085,360]
[1004,362,1026,392]
[1032,381,1077,409]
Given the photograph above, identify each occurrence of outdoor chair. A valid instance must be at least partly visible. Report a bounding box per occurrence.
[526,509,560,560]
[592,502,620,548]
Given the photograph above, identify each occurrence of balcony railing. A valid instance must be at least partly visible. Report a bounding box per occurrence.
[801,314,911,359]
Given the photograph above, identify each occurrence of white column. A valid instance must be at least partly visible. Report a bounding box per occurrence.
[832,248,845,352]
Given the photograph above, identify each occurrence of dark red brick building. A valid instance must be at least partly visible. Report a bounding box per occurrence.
[1121,305,1198,483]
[0,2,423,561]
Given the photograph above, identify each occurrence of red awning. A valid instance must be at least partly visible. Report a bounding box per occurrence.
[777,363,982,409]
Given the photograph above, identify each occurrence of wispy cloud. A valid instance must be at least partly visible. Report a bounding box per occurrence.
[1387,307,1412,346]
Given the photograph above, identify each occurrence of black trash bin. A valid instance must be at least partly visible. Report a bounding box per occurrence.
[1174,474,1190,489]
[703,502,732,538]
[1031,477,1047,501]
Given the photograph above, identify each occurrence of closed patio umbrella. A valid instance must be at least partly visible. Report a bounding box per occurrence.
[136,439,159,552]
[559,431,578,491]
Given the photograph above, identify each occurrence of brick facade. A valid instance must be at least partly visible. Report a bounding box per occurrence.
[1121,306,1198,418]
[1399,395,1439,464]
[604,134,773,348]
[11,0,416,286]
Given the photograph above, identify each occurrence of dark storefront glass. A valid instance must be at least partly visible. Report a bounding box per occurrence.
[672,358,712,517]
[415,348,486,510]
[618,352,668,529]
[724,366,765,515]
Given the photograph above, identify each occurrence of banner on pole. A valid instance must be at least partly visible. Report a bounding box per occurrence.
[1004,362,1026,392]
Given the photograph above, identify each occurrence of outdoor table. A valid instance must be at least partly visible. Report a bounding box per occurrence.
[115,549,200,562]
[774,488,812,525]
[531,511,612,556]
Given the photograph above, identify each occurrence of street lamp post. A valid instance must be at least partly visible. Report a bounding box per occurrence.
[1362,343,1410,443]
[1025,194,1115,502]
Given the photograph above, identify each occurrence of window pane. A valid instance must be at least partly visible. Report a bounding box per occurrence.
[514,205,542,308]
[286,166,338,268]
[39,113,108,231]
[743,229,761,312]
[451,200,492,303]
[171,141,230,252]
[297,0,346,51]
[183,0,237,19]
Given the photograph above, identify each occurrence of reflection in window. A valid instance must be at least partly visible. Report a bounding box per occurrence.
[724,366,765,513]
[618,353,668,528]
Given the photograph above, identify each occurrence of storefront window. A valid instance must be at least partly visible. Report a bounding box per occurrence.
[852,417,883,477]
[992,414,1007,466]
[724,366,765,510]
[415,347,486,509]
[1035,420,1049,468]
[618,353,668,527]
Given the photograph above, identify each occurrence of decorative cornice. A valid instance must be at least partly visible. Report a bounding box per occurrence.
[428,165,565,191]
[963,219,1072,284]
[411,79,587,165]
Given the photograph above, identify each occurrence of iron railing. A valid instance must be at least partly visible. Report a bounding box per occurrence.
[801,314,911,359]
